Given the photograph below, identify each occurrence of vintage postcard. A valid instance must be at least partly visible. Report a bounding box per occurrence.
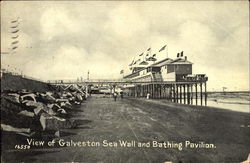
[1,1,249,163]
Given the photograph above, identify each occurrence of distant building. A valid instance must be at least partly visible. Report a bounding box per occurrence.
[123,55,206,82]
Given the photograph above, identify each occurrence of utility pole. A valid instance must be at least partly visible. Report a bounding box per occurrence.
[87,70,90,80]
[222,87,227,95]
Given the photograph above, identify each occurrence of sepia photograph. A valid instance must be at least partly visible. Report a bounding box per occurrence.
[1,0,249,162]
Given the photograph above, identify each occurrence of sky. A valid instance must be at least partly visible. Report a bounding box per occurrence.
[1,1,249,91]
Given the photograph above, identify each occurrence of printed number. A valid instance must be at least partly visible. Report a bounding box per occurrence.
[14,145,31,149]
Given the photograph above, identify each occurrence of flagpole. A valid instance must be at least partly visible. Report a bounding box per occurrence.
[166,45,168,58]
[150,46,152,56]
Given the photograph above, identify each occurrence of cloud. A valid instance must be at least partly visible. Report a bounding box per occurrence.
[40,6,81,41]
[1,1,249,91]
[25,45,88,80]
[104,3,148,39]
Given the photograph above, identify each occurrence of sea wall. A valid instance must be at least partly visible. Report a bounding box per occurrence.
[1,73,50,92]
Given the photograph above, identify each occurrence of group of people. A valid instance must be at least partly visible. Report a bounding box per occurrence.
[113,91,123,101]
[112,92,151,101]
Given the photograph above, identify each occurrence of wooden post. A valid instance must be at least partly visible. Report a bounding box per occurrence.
[140,85,143,97]
[187,84,190,105]
[144,85,146,97]
[195,83,198,105]
[205,82,207,106]
[180,85,182,104]
[170,85,172,101]
[158,84,162,99]
[151,84,154,99]
[148,84,151,98]
[131,87,133,97]
[191,84,193,105]
[139,85,141,97]
[157,84,159,99]
[155,84,158,99]
[159,84,162,99]
[148,84,151,96]
[176,85,179,103]
[142,85,144,97]
[134,86,136,97]
[183,84,186,104]
[143,85,145,97]
[134,85,137,98]
[164,85,166,99]
[200,83,203,105]
[160,85,162,99]
[163,85,166,99]
[138,85,140,97]
[174,85,176,102]
[166,85,168,99]
[161,85,164,99]
[137,85,139,97]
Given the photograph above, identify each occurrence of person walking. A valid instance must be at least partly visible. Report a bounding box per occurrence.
[120,91,123,99]
[113,92,118,101]
[147,93,150,99]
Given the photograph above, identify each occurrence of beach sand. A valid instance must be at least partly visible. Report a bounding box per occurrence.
[2,95,250,163]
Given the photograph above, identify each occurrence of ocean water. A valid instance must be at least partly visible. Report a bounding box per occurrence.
[198,92,250,113]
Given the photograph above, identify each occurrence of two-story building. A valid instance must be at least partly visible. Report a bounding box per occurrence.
[123,56,194,82]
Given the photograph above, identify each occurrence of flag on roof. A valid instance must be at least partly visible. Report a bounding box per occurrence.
[139,61,149,65]
[11,41,19,44]
[159,45,166,52]
[11,29,19,33]
[129,60,134,66]
[11,17,19,23]
[146,57,157,61]
[11,20,18,23]
[12,46,18,50]
[180,51,184,57]
[12,35,19,39]
[11,25,19,29]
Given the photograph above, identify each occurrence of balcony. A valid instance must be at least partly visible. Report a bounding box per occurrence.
[177,74,208,82]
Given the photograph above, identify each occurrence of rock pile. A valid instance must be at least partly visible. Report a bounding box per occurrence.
[1,85,86,139]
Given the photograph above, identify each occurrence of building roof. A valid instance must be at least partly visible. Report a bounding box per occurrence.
[146,57,157,61]
[130,64,148,68]
[151,58,173,67]
[139,61,149,65]
[124,57,193,78]
[170,58,193,64]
